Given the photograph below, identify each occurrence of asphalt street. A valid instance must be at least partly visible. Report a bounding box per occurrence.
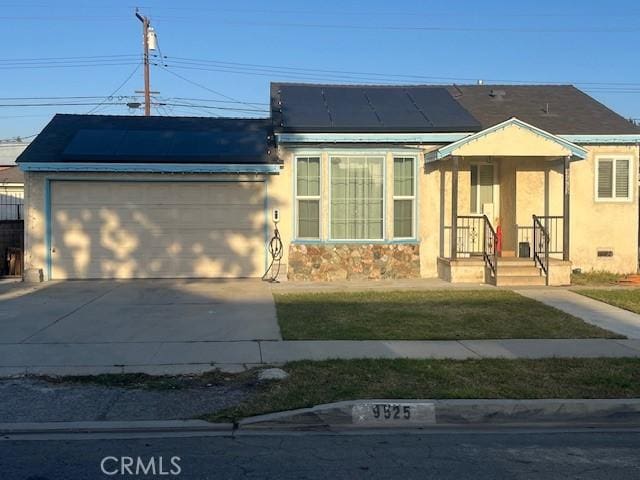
[1,428,639,479]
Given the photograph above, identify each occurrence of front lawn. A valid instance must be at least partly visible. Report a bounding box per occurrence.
[571,271,625,286]
[209,358,640,421]
[274,290,621,340]
[575,288,640,315]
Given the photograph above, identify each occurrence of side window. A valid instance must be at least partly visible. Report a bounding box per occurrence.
[393,157,415,238]
[295,157,321,238]
[597,157,631,201]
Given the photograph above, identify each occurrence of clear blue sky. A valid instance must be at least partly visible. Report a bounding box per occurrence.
[1,0,639,140]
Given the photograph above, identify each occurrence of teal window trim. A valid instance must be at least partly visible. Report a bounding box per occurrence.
[291,239,419,245]
[392,156,418,240]
[294,155,322,240]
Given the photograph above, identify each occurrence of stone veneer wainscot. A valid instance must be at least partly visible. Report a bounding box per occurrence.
[287,244,420,281]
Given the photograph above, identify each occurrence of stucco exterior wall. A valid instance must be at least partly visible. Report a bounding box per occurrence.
[569,144,639,273]
[278,145,442,279]
[22,140,639,281]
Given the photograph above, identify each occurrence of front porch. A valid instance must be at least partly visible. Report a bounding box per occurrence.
[430,118,585,286]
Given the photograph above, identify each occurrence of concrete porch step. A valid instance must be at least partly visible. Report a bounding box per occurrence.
[497,258,537,267]
[495,275,546,287]
[497,265,542,276]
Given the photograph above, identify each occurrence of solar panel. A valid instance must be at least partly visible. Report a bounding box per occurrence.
[62,129,125,157]
[322,87,381,128]
[275,84,482,132]
[408,88,480,131]
[62,128,269,163]
[278,85,331,129]
[365,88,432,129]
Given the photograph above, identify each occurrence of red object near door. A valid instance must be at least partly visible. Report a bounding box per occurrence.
[496,225,503,256]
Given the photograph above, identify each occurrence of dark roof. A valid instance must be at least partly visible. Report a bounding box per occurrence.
[271,82,639,135]
[271,83,481,133]
[0,165,23,184]
[17,114,277,164]
[446,85,640,134]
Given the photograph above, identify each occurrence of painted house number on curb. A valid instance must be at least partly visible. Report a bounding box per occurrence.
[351,402,436,425]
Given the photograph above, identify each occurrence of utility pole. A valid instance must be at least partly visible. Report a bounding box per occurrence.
[135,8,151,116]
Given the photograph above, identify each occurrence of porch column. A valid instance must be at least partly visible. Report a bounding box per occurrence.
[451,156,459,259]
[563,155,570,261]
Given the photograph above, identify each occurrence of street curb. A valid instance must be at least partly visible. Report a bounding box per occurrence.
[0,420,233,435]
[238,398,640,430]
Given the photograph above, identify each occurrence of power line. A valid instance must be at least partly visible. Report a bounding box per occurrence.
[162,102,268,113]
[164,56,640,88]
[0,54,138,63]
[3,3,640,18]
[0,62,140,70]
[86,63,142,114]
[158,65,260,107]
[216,20,640,34]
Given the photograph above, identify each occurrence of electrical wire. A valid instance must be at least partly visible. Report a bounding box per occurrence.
[86,63,142,114]
[158,65,260,107]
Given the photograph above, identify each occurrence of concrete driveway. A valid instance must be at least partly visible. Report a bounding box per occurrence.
[0,279,280,375]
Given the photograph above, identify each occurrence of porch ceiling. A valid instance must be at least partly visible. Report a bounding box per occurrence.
[427,117,588,162]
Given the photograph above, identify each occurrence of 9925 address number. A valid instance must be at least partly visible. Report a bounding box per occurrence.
[371,404,411,420]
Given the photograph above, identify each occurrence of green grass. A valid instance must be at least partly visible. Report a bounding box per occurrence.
[274,290,621,340]
[575,289,640,315]
[208,358,640,421]
[571,271,625,286]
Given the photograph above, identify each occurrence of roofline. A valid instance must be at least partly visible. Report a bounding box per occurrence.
[18,162,281,174]
[276,132,471,144]
[559,134,640,144]
[429,117,588,161]
[270,81,578,89]
[276,131,640,145]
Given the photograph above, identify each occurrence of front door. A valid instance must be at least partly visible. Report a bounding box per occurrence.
[470,163,497,223]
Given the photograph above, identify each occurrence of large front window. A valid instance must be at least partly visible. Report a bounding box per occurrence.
[330,156,384,240]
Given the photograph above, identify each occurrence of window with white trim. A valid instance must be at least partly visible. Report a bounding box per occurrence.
[330,156,384,240]
[596,156,632,201]
[393,157,415,238]
[295,156,321,238]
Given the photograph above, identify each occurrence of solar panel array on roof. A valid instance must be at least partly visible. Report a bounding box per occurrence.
[272,84,482,133]
[62,128,268,163]
[17,114,277,165]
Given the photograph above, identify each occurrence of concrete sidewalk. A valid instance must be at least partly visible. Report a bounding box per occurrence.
[516,289,640,339]
[2,338,639,376]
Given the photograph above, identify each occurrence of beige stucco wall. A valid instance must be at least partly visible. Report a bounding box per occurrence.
[273,141,639,280]
[569,145,638,273]
[23,139,639,281]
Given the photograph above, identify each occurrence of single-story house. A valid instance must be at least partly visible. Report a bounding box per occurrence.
[17,84,640,285]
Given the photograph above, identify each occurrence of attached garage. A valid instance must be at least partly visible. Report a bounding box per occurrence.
[17,115,281,281]
[50,180,267,279]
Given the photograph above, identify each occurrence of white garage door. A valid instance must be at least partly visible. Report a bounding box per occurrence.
[50,180,266,279]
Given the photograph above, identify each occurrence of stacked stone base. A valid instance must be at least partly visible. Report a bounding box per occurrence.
[287,243,420,281]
